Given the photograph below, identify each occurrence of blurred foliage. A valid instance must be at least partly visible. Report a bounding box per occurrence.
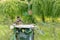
[32,0,60,22]
[0,0,60,40]
[0,0,60,24]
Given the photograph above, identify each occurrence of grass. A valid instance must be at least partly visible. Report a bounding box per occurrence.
[0,22,60,40]
[0,25,12,40]
[34,22,60,40]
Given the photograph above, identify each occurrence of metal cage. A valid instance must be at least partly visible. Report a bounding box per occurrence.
[10,24,35,40]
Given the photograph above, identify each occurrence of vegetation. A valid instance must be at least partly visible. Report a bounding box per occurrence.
[0,0,60,40]
[0,0,60,24]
